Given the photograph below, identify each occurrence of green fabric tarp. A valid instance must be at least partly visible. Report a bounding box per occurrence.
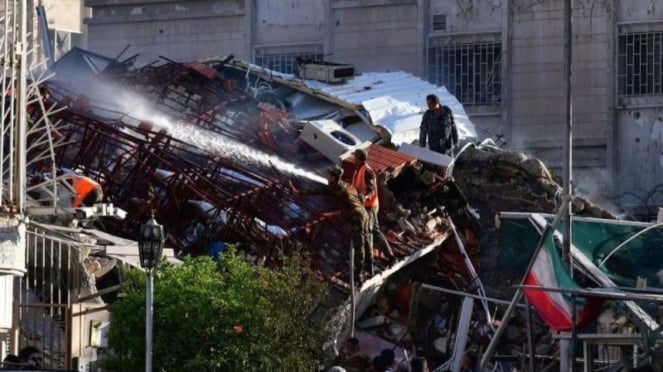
[498,216,663,288]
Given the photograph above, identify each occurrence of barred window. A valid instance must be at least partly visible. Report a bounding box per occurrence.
[432,14,447,32]
[254,44,324,74]
[618,31,663,96]
[427,36,502,105]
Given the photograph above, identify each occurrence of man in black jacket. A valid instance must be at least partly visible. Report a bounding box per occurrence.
[419,94,459,156]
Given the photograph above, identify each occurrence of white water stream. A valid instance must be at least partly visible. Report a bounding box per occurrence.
[106,90,327,184]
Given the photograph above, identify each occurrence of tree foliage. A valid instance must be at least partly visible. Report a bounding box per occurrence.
[103,250,330,371]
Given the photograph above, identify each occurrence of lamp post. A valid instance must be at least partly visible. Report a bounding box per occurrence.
[137,212,164,372]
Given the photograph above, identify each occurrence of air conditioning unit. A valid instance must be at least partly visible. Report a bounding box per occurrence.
[299,120,363,162]
[298,61,355,83]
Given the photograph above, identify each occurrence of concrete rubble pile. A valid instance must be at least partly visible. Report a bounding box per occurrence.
[16,48,657,370]
[22,50,484,304]
[452,144,616,297]
[347,143,647,369]
[451,144,647,366]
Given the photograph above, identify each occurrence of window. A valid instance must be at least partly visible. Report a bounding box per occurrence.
[618,31,663,97]
[432,14,447,32]
[427,35,501,105]
[254,44,324,74]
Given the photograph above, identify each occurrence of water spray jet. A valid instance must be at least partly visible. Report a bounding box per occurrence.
[118,93,326,184]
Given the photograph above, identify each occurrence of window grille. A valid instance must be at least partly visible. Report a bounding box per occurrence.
[427,36,502,105]
[254,45,324,74]
[618,31,663,96]
[432,14,447,32]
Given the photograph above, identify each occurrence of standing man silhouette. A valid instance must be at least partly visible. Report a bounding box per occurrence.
[352,148,397,273]
[419,94,459,156]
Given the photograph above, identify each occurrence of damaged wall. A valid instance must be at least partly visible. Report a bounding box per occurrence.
[507,0,663,207]
[612,0,663,214]
[84,0,247,65]
[616,108,663,214]
[508,0,612,198]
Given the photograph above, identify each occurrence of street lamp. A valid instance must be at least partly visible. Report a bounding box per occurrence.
[137,211,164,372]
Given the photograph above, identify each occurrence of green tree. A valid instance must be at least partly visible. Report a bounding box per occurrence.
[102,251,330,371]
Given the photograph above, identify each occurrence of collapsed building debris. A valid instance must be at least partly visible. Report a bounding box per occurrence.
[13,45,663,370]
[19,49,491,368]
[7,43,482,334]
[448,143,663,370]
[342,142,663,370]
[451,142,616,298]
[35,49,480,291]
[212,57,478,148]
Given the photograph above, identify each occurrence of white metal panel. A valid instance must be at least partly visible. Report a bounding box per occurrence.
[398,143,452,167]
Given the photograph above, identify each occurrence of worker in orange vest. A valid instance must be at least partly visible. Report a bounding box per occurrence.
[65,171,103,208]
[291,166,371,284]
[352,148,397,273]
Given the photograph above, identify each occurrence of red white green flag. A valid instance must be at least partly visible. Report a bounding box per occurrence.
[522,230,604,331]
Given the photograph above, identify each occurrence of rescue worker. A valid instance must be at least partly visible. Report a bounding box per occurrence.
[64,171,103,207]
[294,166,371,283]
[419,94,459,156]
[352,148,397,268]
[325,166,373,283]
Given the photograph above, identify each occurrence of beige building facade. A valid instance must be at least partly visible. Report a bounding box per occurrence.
[81,0,663,214]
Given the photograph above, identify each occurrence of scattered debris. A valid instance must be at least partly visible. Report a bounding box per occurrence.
[13,47,663,371]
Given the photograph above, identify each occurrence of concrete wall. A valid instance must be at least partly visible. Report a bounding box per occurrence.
[508,0,613,196]
[510,1,569,146]
[253,1,326,46]
[84,0,246,65]
[427,0,505,143]
[84,0,423,72]
[43,0,85,33]
[430,0,502,34]
[331,0,420,74]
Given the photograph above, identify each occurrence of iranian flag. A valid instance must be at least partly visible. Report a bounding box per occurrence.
[522,230,603,331]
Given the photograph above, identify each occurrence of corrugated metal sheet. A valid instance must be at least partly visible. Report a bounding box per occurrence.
[301,72,477,145]
[224,59,477,146]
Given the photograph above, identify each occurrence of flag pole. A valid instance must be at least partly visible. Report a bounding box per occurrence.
[562,0,575,370]
[479,197,570,370]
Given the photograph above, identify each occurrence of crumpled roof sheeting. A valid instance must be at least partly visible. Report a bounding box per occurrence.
[235,64,478,145]
[37,54,457,289]
[44,97,362,281]
[302,71,476,143]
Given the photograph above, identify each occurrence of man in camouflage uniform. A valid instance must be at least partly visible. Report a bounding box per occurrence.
[351,148,396,268]
[325,166,372,284]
